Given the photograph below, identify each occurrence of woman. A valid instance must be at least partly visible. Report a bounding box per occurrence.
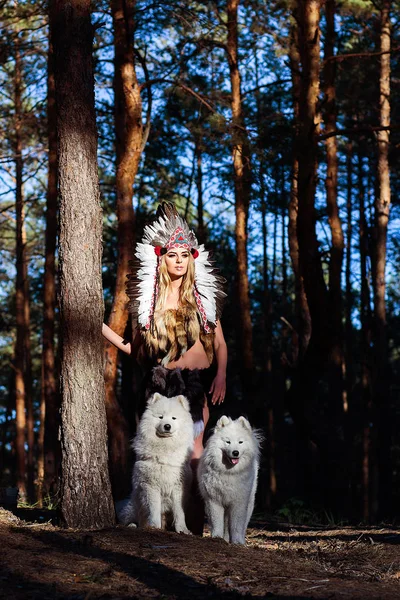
[102,201,228,533]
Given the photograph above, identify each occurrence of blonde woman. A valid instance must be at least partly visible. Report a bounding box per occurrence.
[102,202,227,534]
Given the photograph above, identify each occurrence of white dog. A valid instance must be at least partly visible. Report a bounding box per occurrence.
[118,392,194,534]
[198,415,263,544]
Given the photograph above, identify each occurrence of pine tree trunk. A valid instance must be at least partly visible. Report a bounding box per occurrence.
[14,34,30,503]
[50,0,115,529]
[374,0,392,518]
[289,0,347,513]
[104,0,142,502]
[38,35,60,506]
[344,142,353,408]
[288,19,311,360]
[358,153,373,521]
[195,138,205,242]
[226,0,253,372]
[323,0,344,392]
[296,0,326,337]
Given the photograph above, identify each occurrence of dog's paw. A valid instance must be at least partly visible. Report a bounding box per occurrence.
[127,522,138,528]
[176,526,192,535]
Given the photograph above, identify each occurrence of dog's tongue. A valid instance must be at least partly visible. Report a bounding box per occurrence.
[230,457,239,465]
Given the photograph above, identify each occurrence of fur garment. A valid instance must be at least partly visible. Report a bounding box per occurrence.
[140,365,207,437]
[143,307,214,366]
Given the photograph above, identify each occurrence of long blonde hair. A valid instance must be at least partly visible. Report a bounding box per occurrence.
[155,254,198,312]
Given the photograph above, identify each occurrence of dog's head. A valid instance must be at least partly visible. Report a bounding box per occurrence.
[146,392,191,437]
[213,415,262,468]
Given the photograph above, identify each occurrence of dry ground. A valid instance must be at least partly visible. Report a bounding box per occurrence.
[1,508,400,599]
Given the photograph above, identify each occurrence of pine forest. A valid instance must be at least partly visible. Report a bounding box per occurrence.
[1,0,400,532]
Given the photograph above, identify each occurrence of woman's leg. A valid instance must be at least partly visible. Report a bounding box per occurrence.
[192,400,210,460]
[187,398,209,535]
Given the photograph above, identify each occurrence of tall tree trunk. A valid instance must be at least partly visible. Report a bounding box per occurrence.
[14,32,32,503]
[226,0,253,372]
[281,169,287,308]
[344,141,353,408]
[374,0,392,519]
[358,152,373,521]
[38,35,60,507]
[296,0,326,344]
[323,0,344,405]
[290,0,347,513]
[194,137,205,241]
[288,19,311,361]
[50,0,115,528]
[103,0,142,501]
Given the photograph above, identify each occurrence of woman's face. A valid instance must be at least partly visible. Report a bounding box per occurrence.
[164,248,190,279]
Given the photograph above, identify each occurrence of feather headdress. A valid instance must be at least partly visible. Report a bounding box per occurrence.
[126,202,226,334]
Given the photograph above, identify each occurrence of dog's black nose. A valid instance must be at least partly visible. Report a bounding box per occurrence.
[232,450,239,457]
[164,423,171,431]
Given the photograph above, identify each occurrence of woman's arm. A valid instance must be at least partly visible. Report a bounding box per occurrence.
[102,323,132,355]
[209,320,228,405]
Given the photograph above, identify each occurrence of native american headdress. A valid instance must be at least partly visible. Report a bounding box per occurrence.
[126,202,226,334]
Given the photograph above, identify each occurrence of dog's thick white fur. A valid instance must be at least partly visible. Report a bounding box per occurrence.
[198,415,262,544]
[118,392,194,534]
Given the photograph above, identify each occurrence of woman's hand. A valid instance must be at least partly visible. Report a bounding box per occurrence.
[209,373,226,405]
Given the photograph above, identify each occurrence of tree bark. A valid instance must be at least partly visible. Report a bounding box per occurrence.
[38,34,60,507]
[374,0,392,519]
[226,0,253,372]
[358,152,373,521]
[194,137,205,242]
[50,0,115,528]
[103,0,141,502]
[344,141,353,409]
[323,0,344,393]
[289,0,347,513]
[288,18,311,361]
[14,32,33,503]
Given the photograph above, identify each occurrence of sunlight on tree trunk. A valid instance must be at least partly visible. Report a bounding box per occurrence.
[226,0,253,372]
[38,35,60,508]
[14,32,33,503]
[374,0,392,519]
[51,0,115,529]
[323,0,345,408]
[103,0,144,502]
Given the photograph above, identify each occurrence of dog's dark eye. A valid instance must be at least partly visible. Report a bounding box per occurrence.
[172,417,176,420]
[239,441,243,444]
[159,416,163,419]
[226,440,230,444]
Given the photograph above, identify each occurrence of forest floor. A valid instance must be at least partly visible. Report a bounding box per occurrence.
[1,507,400,600]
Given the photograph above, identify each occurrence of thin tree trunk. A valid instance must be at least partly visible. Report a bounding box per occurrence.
[344,141,353,408]
[358,152,373,521]
[290,0,347,513]
[281,168,287,307]
[50,0,115,528]
[38,34,60,507]
[14,33,29,503]
[374,0,392,519]
[288,18,311,361]
[226,0,253,372]
[194,137,205,241]
[104,0,142,501]
[296,0,326,340]
[323,0,344,400]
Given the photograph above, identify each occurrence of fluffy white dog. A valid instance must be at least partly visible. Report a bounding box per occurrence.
[118,392,194,534]
[198,415,263,544]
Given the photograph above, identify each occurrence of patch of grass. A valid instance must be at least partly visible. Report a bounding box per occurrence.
[275,497,349,528]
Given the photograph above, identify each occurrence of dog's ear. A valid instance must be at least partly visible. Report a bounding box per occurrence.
[147,392,162,406]
[238,416,252,431]
[215,415,232,429]
[176,394,190,412]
